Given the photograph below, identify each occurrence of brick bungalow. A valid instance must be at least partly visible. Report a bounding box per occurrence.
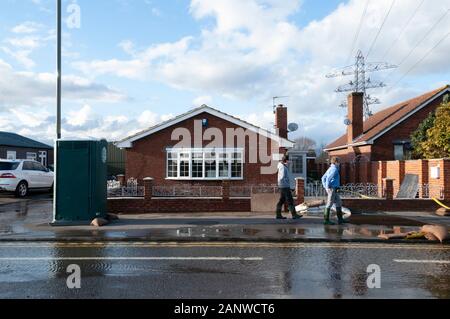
[116,105,309,187]
[324,85,450,163]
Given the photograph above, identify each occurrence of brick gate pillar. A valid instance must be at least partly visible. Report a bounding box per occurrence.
[296,177,305,205]
[383,178,394,200]
[143,177,153,201]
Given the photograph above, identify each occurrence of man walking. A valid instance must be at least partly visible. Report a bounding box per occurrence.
[276,155,302,220]
[321,157,347,225]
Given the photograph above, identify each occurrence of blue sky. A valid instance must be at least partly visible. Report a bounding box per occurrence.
[0,0,449,146]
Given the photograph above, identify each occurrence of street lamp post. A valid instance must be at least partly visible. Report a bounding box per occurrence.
[56,0,62,139]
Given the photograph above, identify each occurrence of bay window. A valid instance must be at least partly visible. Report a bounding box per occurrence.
[167,148,243,180]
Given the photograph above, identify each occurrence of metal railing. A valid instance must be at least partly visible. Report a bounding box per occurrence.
[152,186,223,198]
[230,185,279,197]
[339,183,380,198]
[107,178,145,198]
[420,184,444,199]
[305,182,380,199]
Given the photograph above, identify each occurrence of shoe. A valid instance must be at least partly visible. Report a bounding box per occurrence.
[292,213,303,219]
[324,207,335,225]
[336,207,348,225]
[276,215,287,220]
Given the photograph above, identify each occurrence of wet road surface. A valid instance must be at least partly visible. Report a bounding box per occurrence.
[0,242,449,299]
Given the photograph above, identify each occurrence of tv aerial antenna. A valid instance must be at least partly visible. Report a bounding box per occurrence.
[272,96,290,113]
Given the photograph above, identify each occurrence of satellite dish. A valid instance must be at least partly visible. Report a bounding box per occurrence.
[288,123,299,132]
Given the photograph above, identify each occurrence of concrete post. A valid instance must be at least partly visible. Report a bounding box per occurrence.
[296,177,305,205]
[383,178,394,200]
[143,177,153,201]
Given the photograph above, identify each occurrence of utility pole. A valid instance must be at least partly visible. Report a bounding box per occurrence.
[56,0,62,139]
[326,50,397,119]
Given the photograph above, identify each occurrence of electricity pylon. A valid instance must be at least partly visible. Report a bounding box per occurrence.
[327,50,397,119]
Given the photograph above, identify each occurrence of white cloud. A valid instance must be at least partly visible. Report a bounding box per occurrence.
[11,21,43,34]
[67,104,93,127]
[0,59,128,108]
[1,104,175,145]
[192,95,213,106]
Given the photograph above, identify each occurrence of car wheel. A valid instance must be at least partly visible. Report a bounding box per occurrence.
[15,181,28,198]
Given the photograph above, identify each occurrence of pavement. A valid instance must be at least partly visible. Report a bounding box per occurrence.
[0,197,449,244]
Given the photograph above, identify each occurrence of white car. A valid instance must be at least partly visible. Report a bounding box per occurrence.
[0,160,54,197]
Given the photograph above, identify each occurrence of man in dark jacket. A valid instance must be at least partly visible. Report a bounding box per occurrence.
[276,155,302,220]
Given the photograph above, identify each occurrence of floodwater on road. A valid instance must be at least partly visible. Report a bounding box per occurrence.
[0,242,449,299]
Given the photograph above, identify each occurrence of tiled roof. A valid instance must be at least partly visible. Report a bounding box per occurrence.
[325,85,450,150]
[0,132,53,149]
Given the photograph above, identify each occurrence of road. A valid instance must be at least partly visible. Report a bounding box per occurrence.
[0,242,449,299]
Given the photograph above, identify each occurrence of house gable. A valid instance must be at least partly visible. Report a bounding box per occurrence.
[117,105,294,149]
[324,85,450,152]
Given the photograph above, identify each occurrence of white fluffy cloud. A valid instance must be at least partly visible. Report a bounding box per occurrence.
[0,59,127,109]
[0,104,175,145]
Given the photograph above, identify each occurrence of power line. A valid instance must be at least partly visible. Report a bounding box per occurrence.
[381,0,425,61]
[347,0,370,64]
[391,32,449,90]
[366,0,396,59]
[381,8,449,84]
[396,9,449,67]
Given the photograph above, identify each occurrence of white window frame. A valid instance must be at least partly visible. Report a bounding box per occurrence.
[38,151,47,167]
[26,152,37,161]
[166,148,244,180]
[291,155,304,175]
[6,151,16,160]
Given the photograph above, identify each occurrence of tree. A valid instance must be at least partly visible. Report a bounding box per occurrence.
[293,136,317,151]
[410,111,435,159]
[316,142,329,164]
[419,95,450,159]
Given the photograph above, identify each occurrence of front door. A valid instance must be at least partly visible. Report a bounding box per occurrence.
[39,151,47,167]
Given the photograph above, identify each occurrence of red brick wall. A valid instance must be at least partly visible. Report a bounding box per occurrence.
[316,158,449,200]
[108,197,251,214]
[368,97,442,161]
[125,112,277,186]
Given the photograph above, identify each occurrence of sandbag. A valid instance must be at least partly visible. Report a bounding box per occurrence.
[91,218,109,227]
[424,232,439,241]
[378,232,412,240]
[420,225,449,243]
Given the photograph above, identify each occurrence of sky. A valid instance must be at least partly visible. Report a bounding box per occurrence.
[0,0,449,147]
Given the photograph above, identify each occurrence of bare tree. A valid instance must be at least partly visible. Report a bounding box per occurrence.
[316,142,329,163]
[293,136,317,151]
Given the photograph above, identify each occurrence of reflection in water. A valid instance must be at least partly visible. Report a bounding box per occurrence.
[45,244,108,297]
[16,201,29,217]
[325,228,346,298]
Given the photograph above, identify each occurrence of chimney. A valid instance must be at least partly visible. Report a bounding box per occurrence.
[275,104,288,139]
[347,92,364,144]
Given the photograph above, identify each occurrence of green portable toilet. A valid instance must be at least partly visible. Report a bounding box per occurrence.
[53,139,108,225]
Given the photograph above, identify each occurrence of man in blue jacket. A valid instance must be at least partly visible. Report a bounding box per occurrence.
[276,155,302,220]
[321,157,347,225]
